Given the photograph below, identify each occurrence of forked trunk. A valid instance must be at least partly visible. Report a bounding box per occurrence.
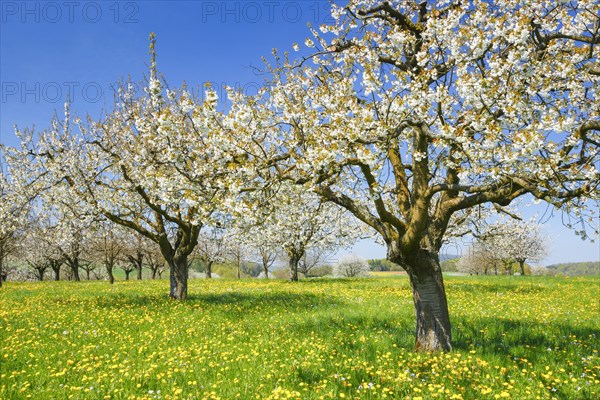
[169,256,188,300]
[151,268,157,279]
[394,250,452,352]
[128,253,144,280]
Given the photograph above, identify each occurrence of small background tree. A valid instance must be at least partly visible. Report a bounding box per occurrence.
[334,255,371,278]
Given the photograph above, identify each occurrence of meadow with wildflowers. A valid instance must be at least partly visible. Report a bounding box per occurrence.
[1,276,598,400]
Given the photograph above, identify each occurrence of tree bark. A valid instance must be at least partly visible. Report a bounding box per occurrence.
[151,267,157,279]
[128,253,144,280]
[169,255,188,300]
[518,259,526,275]
[37,268,45,281]
[70,260,80,281]
[393,250,452,352]
[289,253,299,282]
[206,261,213,279]
[51,263,61,281]
[106,266,115,284]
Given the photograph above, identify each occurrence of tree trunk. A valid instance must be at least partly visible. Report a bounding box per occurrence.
[518,259,526,275]
[206,261,213,279]
[128,253,144,280]
[169,256,188,300]
[151,267,157,279]
[50,263,61,281]
[37,268,45,281]
[85,269,90,280]
[70,261,80,281]
[125,270,131,280]
[0,256,4,288]
[393,250,452,352]
[106,266,115,284]
[289,254,299,282]
[262,262,269,279]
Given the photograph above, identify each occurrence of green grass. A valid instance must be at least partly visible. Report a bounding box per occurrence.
[1,276,598,399]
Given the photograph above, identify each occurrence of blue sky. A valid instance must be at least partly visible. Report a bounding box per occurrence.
[1,1,598,266]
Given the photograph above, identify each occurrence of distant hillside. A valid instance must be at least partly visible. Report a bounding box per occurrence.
[546,261,600,276]
[440,254,460,262]
[369,255,460,272]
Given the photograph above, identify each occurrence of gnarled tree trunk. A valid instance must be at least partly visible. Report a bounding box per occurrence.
[393,250,451,352]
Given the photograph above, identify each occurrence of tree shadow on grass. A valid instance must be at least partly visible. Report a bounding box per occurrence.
[452,316,600,361]
[447,282,547,295]
[90,290,345,313]
[188,290,343,308]
[283,309,599,360]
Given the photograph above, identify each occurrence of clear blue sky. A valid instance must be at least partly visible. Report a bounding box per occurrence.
[1,1,598,266]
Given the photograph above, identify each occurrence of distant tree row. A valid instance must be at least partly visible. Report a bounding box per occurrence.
[456,220,548,276]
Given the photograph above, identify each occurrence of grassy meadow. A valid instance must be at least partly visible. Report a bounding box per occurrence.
[1,276,598,399]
